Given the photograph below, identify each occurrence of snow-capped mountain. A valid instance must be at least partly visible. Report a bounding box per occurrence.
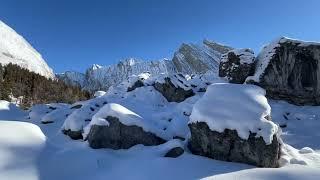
[59,40,232,93]
[0,21,54,78]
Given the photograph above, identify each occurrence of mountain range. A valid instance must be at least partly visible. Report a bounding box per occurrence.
[0,20,233,93]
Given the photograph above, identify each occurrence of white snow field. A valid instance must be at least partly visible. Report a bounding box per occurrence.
[1,76,320,180]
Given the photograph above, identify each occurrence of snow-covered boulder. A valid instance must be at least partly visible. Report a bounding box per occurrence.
[62,97,108,140]
[188,83,281,167]
[153,74,195,102]
[84,103,166,149]
[246,37,320,105]
[219,49,255,84]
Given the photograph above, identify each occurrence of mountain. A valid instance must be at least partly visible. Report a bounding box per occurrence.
[0,21,54,79]
[172,39,233,74]
[59,40,232,93]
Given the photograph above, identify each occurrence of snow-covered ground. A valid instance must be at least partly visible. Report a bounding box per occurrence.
[1,75,320,179]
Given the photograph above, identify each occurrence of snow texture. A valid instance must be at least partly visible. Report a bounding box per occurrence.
[0,21,54,78]
[189,83,278,144]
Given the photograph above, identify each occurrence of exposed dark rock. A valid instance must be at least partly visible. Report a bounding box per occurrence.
[219,49,255,84]
[173,136,186,141]
[154,77,194,102]
[127,79,145,92]
[87,116,166,149]
[71,104,82,109]
[247,37,320,105]
[41,121,54,124]
[62,129,83,140]
[188,122,281,168]
[164,147,184,158]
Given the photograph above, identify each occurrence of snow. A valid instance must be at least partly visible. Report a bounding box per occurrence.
[189,83,278,144]
[1,73,320,179]
[0,20,54,78]
[62,97,108,132]
[94,91,106,97]
[83,103,166,139]
[0,121,45,180]
[0,100,26,120]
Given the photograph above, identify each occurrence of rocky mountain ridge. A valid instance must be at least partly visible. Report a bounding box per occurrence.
[58,40,232,93]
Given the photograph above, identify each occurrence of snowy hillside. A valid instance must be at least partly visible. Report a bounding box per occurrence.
[58,40,231,93]
[1,72,320,179]
[0,21,54,78]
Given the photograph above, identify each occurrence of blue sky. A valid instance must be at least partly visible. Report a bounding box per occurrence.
[1,0,320,73]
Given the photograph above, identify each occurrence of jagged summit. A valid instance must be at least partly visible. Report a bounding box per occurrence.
[0,20,54,78]
[59,39,233,93]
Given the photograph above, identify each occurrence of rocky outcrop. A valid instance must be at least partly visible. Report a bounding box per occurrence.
[154,76,194,102]
[188,122,281,168]
[219,49,255,84]
[87,116,166,149]
[246,37,320,105]
[164,147,184,158]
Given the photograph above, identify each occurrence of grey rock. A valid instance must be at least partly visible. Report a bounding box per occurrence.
[188,122,281,168]
[219,49,255,84]
[127,79,144,92]
[62,129,83,140]
[87,116,166,149]
[154,77,194,102]
[247,37,320,105]
[164,147,184,158]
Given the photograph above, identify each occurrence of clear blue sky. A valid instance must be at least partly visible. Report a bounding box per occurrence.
[1,0,320,73]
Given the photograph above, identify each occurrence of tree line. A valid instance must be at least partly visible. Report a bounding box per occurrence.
[0,63,90,108]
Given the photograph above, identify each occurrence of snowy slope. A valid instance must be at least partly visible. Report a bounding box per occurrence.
[0,20,54,78]
[1,75,320,179]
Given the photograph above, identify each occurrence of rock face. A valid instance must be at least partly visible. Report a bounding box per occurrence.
[164,147,184,158]
[188,122,281,168]
[87,116,166,149]
[219,49,255,84]
[172,40,233,75]
[154,76,194,102]
[127,79,144,92]
[246,37,320,105]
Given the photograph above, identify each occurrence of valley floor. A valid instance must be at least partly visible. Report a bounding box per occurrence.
[1,100,320,180]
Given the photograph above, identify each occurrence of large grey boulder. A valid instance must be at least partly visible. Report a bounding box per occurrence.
[188,122,281,168]
[153,75,194,102]
[219,49,255,84]
[87,116,166,149]
[246,37,320,105]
